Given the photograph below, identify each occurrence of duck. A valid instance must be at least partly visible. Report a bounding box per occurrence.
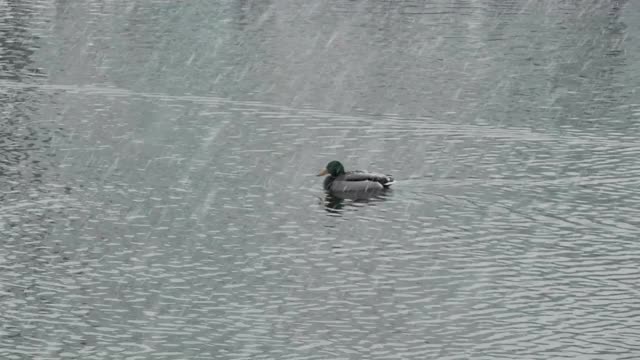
[317,160,394,192]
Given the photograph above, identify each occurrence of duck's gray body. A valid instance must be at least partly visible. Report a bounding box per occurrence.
[323,170,395,192]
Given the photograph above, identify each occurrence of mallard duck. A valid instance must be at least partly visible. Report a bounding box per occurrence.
[317,161,394,192]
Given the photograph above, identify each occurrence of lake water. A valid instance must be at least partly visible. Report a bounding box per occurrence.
[2,1,640,359]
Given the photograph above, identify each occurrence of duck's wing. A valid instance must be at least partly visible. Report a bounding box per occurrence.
[330,178,384,192]
[344,171,395,187]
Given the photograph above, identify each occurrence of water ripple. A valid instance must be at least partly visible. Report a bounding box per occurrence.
[2,0,640,359]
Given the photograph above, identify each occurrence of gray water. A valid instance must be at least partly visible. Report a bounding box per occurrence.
[1,1,640,359]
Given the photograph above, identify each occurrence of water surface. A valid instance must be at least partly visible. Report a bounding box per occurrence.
[1,1,640,359]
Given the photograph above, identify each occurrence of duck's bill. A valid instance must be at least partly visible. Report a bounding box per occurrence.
[317,168,329,176]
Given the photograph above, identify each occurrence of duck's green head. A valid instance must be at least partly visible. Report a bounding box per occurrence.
[317,160,345,177]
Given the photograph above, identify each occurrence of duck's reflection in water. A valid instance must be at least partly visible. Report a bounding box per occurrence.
[323,189,392,215]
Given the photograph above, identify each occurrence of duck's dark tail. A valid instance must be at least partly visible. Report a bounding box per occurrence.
[382,176,395,188]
